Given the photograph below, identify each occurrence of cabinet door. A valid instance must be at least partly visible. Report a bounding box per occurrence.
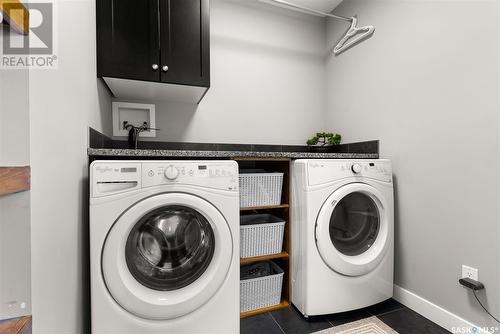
[97,0,161,82]
[159,0,210,87]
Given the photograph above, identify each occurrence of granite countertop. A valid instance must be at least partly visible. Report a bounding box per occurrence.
[87,147,378,159]
[87,128,379,159]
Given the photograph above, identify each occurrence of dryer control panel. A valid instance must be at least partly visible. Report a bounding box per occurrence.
[306,159,392,186]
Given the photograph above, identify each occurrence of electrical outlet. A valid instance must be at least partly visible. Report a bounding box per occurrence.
[462,265,478,281]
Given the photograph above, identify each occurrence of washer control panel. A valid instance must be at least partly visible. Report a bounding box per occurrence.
[307,160,392,186]
[164,165,180,180]
[91,161,238,197]
[91,162,143,198]
[142,161,238,191]
[351,163,362,174]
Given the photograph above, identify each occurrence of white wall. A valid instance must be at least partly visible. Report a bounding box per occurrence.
[28,0,325,332]
[29,0,112,332]
[0,69,30,165]
[0,28,31,320]
[112,0,327,145]
[0,192,31,320]
[26,0,500,332]
[326,0,500,328]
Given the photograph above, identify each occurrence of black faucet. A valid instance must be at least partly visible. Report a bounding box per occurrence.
[124,122,159,149]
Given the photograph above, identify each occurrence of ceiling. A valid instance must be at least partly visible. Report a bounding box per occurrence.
[289,0,343,13]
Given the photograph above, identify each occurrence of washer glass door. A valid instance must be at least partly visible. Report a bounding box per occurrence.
[102,193,233,320]
[315,183,390,276]
[125,205,215,291]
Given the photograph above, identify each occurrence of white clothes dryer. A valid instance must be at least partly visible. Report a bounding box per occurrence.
[291,159,394,317]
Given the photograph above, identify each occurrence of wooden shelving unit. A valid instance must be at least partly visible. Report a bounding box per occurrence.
[235,158,292,318]
[0,166,30,196]
[240,204,289,211]
[0,0,30,35]
[240,251,289,264]
[240,300,290,318]
[0,315,32,334]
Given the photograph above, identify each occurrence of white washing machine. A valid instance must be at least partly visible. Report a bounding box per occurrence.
[291,159,394,317]
[89,160,239,334]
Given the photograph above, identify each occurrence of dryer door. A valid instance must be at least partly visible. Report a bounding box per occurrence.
[102,192,233,320]
[315,183,390,277]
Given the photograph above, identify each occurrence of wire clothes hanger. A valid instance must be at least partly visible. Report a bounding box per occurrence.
[333,16,375,55]
[260,0,375,55]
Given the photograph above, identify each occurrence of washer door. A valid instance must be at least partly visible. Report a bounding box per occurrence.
[102,193,233,320]
[315,183,390,277]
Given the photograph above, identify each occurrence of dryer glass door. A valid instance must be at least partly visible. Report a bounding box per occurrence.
[315,183,391,277]
[328,192,379,257]
[102,193,233,320]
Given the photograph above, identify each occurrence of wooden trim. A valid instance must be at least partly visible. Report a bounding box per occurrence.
[240,251,289,264]
[0,166,31,197]
[0,0,30,35]
[0,315,32,334]
[240,301,289,318]
[240,204,289,212]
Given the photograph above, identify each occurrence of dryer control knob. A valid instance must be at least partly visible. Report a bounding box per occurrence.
[165,166,180,180]
[351,164,362,174]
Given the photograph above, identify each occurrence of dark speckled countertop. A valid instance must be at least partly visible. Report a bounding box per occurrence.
[87,148,378,159]
[87,128,379,160]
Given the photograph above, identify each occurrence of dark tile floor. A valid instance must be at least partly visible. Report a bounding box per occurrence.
[241,299,451,334]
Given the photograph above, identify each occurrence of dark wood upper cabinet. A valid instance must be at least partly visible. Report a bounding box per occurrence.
[97,0,210,103]
[97,0,160,82]
[160,0,210,87]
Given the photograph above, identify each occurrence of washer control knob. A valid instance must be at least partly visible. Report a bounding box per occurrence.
[164,166,179,180]
[351,164,362,174]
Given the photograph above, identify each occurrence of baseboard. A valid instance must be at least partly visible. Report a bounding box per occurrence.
[393,284,490,334]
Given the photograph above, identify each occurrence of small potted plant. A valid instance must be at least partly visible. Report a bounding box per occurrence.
[306,132,342,152]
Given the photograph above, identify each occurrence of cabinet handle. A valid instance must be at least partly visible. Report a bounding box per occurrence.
[162,65,169,72]
[152,64,159,70]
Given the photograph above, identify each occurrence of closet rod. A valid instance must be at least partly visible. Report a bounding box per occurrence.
[261,0,352,22]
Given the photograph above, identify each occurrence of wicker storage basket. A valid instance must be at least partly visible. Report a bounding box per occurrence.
[240,261,284,313]
[240,214,285,258]
[239,171,284,208]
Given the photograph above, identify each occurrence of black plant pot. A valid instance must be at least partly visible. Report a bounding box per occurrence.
[308,145,338,153]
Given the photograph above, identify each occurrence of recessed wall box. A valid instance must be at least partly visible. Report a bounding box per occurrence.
[112,102,156,138]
